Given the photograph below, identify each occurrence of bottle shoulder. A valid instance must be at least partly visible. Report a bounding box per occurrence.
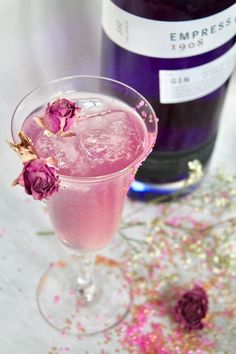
[111,0,236,21]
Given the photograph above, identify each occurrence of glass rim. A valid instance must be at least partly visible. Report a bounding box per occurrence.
[11,74,158,184]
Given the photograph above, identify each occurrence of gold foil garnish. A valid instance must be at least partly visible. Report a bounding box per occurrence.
[185,159,204,187]
[11,179,19,187]
[60,131,76,137]
[8,131,39,164]
[45,156,58,166]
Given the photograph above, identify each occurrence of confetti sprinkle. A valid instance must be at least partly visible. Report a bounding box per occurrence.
[48,346,70,354]
[53,295,61,304]
[115,171,236,353]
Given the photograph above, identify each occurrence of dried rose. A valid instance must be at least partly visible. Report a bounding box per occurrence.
[43,98,80,133]
[16,159,59,200]
[175,286,208,330]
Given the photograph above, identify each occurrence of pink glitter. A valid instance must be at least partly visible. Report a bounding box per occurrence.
[60,329,68,337]
[141,110,147,118]
[120,304,170,354]
[136,100,144,109]
[68,289,75,297]
[53,295,61,304]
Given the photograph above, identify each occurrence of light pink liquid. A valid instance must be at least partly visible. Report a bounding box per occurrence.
[23,94,147,250]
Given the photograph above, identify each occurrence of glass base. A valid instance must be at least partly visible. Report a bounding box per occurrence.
[37,254,132,335]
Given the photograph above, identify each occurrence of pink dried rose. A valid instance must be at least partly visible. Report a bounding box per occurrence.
[17,159,59,200]
[175,285,208,330]
[43,98,80,134]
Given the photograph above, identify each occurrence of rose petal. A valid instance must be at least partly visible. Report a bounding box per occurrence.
[17,159,59,200]
[174,286,208,330]
[43,98,79,134]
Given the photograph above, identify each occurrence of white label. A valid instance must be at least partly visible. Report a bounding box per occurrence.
[102,0,236,58]
[159,44,236,103]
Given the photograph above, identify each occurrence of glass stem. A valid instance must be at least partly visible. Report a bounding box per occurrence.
[77,252,96,302]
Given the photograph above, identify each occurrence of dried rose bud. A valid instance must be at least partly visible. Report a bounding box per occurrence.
[175,286,208,330]
[17,159,59,200]
[44,98,80,133]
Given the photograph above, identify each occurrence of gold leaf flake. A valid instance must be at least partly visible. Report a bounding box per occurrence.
[45,156,58,166]
[8,131,39,164]
[60,131,76,137]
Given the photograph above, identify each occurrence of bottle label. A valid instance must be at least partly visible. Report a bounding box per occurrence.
[159,43,236,103]
[102,0,236,59]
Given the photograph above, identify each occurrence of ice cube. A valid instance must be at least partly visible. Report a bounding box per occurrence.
[74,110,143,171]
[76,98,104,114]
[55,143,78,168]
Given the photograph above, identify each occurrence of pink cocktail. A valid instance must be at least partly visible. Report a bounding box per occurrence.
[11,76,158,335]
[23,93,148,251]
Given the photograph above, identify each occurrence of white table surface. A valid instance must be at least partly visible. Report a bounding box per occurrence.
[0,1,236,353]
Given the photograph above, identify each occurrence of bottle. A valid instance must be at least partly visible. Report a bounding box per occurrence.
[101,0,236,198]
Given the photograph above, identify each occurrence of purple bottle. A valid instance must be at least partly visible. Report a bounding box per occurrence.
[101,0,236,198]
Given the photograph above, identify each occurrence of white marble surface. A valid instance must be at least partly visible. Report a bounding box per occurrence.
[0,1,236,354]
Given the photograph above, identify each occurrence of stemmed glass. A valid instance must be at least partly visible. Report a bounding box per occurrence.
[11,76,158,335]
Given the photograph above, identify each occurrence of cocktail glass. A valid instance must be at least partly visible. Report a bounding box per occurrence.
[11,76,158,335]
